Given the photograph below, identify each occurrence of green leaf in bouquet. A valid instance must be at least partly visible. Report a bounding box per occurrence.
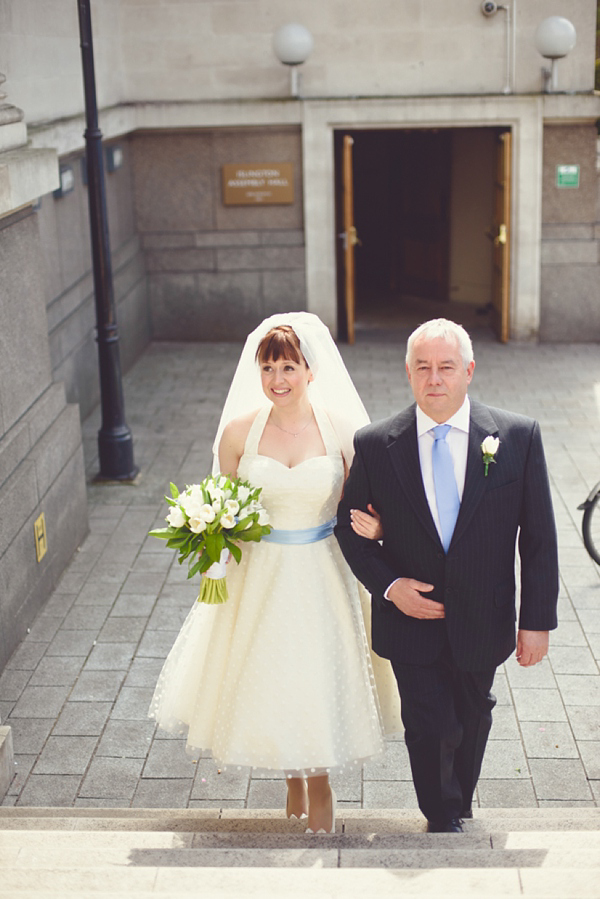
[148,527,172,539]
[166,534,191,549]
[238,523,270,543]
[187,555,204,579]
[224,537,242,565]
[204,531,224,564]
[169,482,180,499]
[233,514,254,533]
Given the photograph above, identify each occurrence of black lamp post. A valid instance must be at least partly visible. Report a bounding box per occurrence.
[77,0,137,480]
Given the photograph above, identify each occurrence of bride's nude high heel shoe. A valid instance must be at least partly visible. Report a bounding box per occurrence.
[305,788,336,834]
[286,784,308,820]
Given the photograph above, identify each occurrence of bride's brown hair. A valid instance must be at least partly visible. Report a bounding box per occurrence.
[255,325,308,367]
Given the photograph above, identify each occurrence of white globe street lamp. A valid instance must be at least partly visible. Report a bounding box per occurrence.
[534,16,577,92]
[273,23,314,97]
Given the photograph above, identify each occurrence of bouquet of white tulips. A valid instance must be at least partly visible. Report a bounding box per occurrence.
[149,475,271,604]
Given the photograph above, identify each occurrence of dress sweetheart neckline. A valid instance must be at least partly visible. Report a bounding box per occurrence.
[242,452,336,471]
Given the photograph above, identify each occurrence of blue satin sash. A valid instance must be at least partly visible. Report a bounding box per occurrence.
[263,516,337,545]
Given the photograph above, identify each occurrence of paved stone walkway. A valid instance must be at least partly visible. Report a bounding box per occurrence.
[1,324,599,811]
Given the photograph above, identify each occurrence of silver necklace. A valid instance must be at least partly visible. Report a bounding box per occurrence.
[271,414,313,438]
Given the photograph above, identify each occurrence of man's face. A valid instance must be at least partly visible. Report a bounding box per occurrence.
[406,335,475,423]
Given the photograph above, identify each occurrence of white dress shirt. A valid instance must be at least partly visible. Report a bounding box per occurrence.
[384,395,471,599]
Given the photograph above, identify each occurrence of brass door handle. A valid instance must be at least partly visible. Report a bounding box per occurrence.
[348,226,362,247]
[494,224,507,246]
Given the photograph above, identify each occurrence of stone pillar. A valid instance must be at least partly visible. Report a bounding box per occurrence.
[0,717,14,801]
[0,74,89,797]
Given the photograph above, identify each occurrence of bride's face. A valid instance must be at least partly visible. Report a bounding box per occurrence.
[260,356,313,406]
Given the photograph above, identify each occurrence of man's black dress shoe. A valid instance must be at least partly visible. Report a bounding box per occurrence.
[427,817,464,833]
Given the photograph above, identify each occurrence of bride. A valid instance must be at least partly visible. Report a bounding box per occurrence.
[149,312,400,834]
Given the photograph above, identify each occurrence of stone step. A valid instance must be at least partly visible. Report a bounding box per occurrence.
[1,843,599,868]
[1,809,599,896]
[1,807,599,832]
[0,865,597,897]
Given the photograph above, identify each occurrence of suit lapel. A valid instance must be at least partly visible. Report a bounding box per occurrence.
[450,400,499,548]
[386,406,441,547]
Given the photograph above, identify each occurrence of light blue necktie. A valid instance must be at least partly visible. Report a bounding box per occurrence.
[432,424,460,552]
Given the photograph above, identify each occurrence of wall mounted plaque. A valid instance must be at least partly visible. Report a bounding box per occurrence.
[222,163,294,205]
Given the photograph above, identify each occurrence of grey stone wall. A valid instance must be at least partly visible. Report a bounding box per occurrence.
[38,138,151,419]
[0,207,88,673]
[539,124,600,342]
[130,127,306,340]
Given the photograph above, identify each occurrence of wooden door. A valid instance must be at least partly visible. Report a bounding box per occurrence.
[342,135,359,344]
[490,130,511,342]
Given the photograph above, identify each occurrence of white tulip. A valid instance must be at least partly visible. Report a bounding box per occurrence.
[188,515,207,534]
[257,509,270,526]
[220,513,236,529]
[225,499,240,515]
[199,504,216,523]
[166,505,186,528]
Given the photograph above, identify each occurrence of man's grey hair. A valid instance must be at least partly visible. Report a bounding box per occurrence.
[406,318,474,369]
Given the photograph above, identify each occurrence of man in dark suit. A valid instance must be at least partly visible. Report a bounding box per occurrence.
[336,319,558,833]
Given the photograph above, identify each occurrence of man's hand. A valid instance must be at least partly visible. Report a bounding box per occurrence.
[516,629,549,667]
[387,578,445,619]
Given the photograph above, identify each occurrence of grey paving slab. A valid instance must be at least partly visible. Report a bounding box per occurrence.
[0,668,31,701]
[548,645,599,674]
[109,595,156,618]
[96,617,146,644]
[142,739,198,779]
[7,718,55,755]
[79,757,144,801]
[519,721,579,759]
[190,760,251,802]
[556,674,600,706]
[3,642,47,671]
[529,758,594,801]
[9,686,71,719]
[72,582,121,608]
[566,707,600,741]
[84,643,137,671]
[33,737,98,776]
[46,630,98,657]
[110,687,155,721]
[69,671,127,703]
[28,656,85,687]
[132,777,194,808]
[477,778,538,808]
[480,741,529,779]
[53,702,113,737]
[96,719,155,759]
[511,689,567,722]
[7,753,36,796]
[16,774,82,807]
[579,742,600,780]
[363,780,420,809]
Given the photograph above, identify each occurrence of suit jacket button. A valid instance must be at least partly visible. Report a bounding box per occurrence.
[437,552,444,560]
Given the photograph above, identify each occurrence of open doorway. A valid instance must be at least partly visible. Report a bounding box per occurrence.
[335,127,511,342]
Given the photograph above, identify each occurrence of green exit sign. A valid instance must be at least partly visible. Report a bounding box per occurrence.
[556,165,580,188]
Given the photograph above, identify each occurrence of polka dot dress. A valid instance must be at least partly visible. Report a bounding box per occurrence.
[149,405,401,776]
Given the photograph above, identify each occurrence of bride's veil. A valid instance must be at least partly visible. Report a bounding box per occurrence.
[211,312,370,474]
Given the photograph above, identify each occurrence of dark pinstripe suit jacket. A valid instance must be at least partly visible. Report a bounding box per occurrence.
[335,399,559,672]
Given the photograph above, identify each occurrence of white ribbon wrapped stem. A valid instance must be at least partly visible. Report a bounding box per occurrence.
[204,548,230,580]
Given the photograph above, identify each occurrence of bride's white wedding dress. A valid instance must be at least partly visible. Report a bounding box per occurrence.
[149,404,400,774]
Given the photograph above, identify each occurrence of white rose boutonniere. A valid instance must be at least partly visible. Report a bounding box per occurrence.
[481,435,500,477]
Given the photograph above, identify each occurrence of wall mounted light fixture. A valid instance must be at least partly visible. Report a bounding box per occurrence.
[273,23,314,98]
[535,16,576,93]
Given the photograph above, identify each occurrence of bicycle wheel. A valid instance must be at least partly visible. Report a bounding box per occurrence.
[582,492,600,565]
